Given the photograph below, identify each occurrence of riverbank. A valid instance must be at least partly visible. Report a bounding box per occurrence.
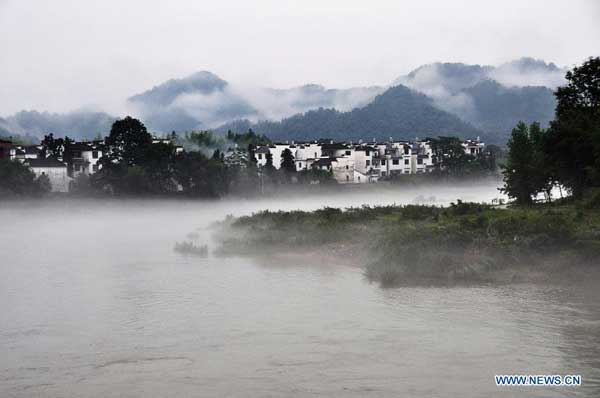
[212,200,600,287]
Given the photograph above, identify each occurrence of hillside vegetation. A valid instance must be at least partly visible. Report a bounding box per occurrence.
[223,85,482,142]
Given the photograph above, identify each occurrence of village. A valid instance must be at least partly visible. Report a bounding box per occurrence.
[0,135,487,192]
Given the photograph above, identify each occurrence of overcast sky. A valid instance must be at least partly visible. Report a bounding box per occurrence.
[1,0,599,115]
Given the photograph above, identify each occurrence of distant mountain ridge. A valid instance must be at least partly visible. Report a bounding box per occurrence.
[393,57,561,140]
[1,57,564,144]
[0,110,114,141]
[218,85,483,142]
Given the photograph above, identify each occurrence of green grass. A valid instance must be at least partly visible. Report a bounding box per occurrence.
[213,201,600,286]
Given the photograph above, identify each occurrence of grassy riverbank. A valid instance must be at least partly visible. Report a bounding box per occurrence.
[214,197,600,287]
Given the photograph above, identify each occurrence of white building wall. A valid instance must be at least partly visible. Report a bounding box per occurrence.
[31,167,70,192]
[331,157,355,184]
[82,149,102,174]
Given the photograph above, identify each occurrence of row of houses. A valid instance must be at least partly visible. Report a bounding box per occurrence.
[251,138,485,184]
[0,139,106,192]
[1,136,486,192]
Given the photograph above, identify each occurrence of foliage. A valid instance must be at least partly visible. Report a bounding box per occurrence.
[501,57,600,201]
[500,122,550,204]
[280,148,296,173]
[226,129,271,147]
[173,151,228,197]
[216,202,600,286]
[545,57,600,198]
[0,159,51,197]
[104,116,153,165]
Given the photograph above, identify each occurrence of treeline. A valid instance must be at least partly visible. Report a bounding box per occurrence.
[501,57,600,204]
[75,118,276,197]
[429,136,499,176]
[72,119,330,197]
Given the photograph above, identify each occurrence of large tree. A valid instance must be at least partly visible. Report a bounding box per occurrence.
[105,116,153,165]
[545,57,600,198]
[501,122,538,205]
[280,148,296,173]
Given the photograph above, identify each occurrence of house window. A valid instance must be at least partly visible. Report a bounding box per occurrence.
[257,154,262,159]
[404,148,409,155]
[381,171,386,176]
[366,160,370,166]
[392,159,399,165]
[345,165,349,169]
[365,150,370,156]
[346,175,349,181]
[314,152,317,158]
[381,159,386,165]
[92,151,98,159]
[345,150,351,155]
[417,158,423,165]
[404,159,409,165]
[358,176,361,182]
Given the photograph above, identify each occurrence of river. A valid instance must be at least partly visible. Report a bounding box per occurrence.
[1,183,599,397]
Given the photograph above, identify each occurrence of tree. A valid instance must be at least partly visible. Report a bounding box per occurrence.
[265,152,274,169]
[140,142,178,193]
[280,148,296,173]
[173,151,228,197]
[501,122,539,204]
[247,144,257,168]
[40,133,64,158]
[430,137,471,175]
[0,159,50,197]
[545,57,600,198]
[105,116,152,165]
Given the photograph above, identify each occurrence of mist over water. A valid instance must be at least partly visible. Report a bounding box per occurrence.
[1,183,599,397]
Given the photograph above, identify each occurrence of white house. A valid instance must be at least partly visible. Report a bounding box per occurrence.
[253,137,484,182]
[462,138,485,156]
[25,158,70,192]
[71,142,103,176]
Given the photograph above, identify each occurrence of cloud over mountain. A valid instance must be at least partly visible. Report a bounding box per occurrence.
[0,58,565,144]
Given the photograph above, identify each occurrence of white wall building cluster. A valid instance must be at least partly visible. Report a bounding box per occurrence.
[253,138,485,184]
[1,135,485,192]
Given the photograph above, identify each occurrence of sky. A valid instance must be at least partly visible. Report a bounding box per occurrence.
[1,0,599,115]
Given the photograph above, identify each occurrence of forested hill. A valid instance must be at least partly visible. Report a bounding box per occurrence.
[219,85,483,142]
[460,80,556,137]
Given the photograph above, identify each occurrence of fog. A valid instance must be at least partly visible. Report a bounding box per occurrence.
[2,183,600,396]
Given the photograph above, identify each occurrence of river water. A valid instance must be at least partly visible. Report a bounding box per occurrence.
[1,184,599,397]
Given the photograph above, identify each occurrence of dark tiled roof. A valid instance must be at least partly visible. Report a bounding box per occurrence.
[255,146,270,154]
[321,143,349,150]
[25,158,67,168]
[70,142,93,151]
[312,157,335,167]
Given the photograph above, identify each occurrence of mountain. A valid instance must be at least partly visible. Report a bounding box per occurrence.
[129,71,228,106]
[219,85,482,142]
[128,71,258,132]
[127,72,384,133]
[1,58,564,144]
[395,57,561,142]
[1,110,114,140]
[459,80,556,136]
